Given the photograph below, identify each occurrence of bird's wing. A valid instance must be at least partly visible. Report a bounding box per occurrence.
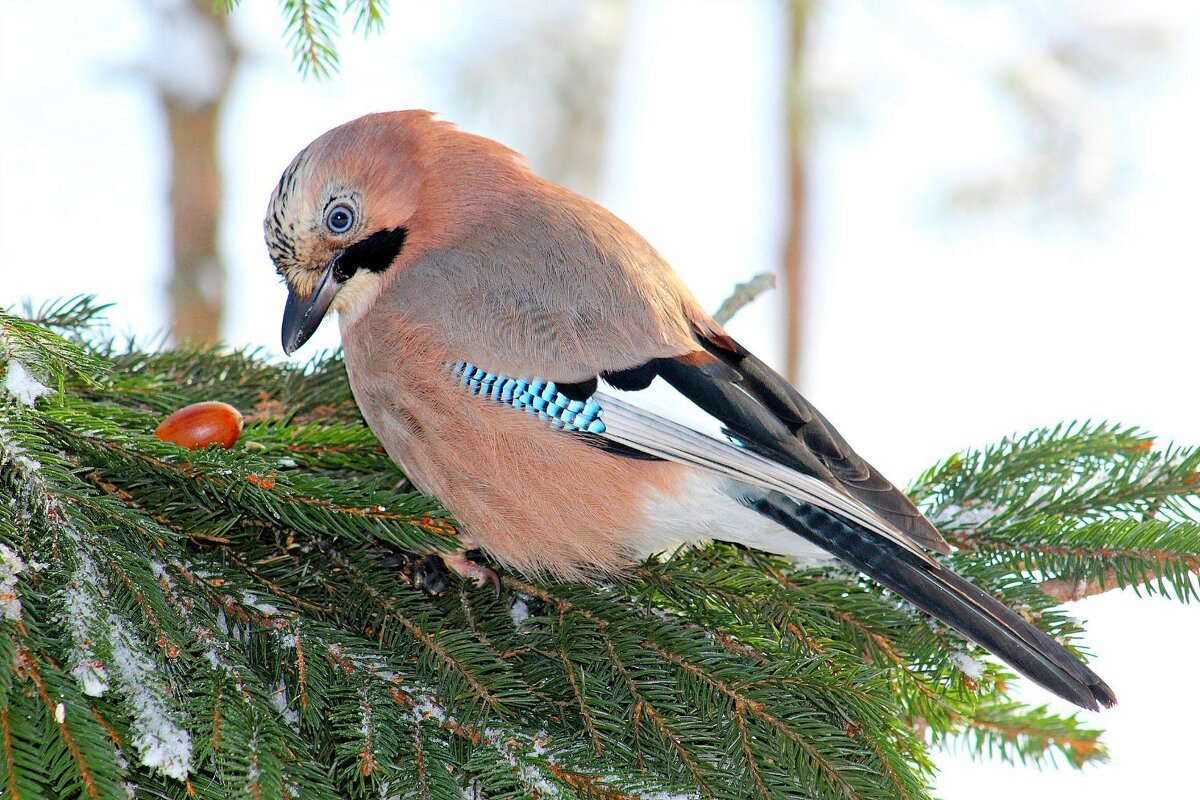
[446,346,1120,710]
[632,328,951,554]
[448,325,948,562]
[399,184,945,552]
[592,390,940,563]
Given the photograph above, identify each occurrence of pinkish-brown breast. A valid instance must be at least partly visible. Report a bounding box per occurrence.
[341,311,686,579]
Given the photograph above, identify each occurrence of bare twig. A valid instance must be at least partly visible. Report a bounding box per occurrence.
[712,273,777,325]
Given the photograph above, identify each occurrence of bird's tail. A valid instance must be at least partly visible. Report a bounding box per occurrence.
[741,489,1116,710]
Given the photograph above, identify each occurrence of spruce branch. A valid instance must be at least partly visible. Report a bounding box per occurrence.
[217,1,390,78]
[3,298,1197,797]
[913,422,1200,602]
[280,0,340,78]
[17,295,114,338]
[2,308,110,394]
[1038,566,1163,602]
[347,0,388,35]
[948,701,1107,769]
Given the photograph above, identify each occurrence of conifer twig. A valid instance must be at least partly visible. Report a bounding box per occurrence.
[1038,566,1179,602]
[5,298,1198,796]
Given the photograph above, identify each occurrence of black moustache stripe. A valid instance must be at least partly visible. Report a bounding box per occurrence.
[333,226,409,282]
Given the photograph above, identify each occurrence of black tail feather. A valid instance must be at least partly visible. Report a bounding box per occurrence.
[742,491,1116,711]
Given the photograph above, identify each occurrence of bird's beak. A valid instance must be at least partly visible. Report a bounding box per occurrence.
[281,262,342,355]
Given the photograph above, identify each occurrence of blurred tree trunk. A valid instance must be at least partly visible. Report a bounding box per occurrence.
[154,0,237,345]
[782,0,808,385]
[165,94,225,344]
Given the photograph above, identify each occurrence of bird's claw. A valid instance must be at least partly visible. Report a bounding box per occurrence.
[378,542,500,597]
[447,550,502,596]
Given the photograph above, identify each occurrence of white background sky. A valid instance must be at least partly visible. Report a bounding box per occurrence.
[1,1,1198,797]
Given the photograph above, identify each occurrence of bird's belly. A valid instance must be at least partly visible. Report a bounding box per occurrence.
[343,342,828,577]
[348,366,688,577]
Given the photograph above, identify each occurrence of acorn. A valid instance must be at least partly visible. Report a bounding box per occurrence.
[155,401,244,450]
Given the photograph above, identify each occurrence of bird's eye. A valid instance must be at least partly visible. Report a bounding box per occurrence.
[326,205,354,234]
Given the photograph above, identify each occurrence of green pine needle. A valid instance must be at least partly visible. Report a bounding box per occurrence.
[3,298,1198,798]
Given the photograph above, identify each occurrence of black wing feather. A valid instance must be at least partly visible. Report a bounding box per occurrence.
[594,332,950,553]
[691,333,951,553]
[654,353,841,484]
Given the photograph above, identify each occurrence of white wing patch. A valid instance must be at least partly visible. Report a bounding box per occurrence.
[596,391,940,567]
[637,470,834,567]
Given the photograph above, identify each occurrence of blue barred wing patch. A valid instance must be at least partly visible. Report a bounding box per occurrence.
[450,361,606,434]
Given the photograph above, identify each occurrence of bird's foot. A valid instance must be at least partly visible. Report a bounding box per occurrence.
[378,543,500,596]
[444,549,502,596]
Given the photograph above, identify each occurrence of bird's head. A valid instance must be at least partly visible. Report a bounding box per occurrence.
[266,113,425,354]
[267,110,519,355]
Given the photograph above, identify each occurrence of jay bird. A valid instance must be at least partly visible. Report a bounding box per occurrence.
[265,110,1115,711]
